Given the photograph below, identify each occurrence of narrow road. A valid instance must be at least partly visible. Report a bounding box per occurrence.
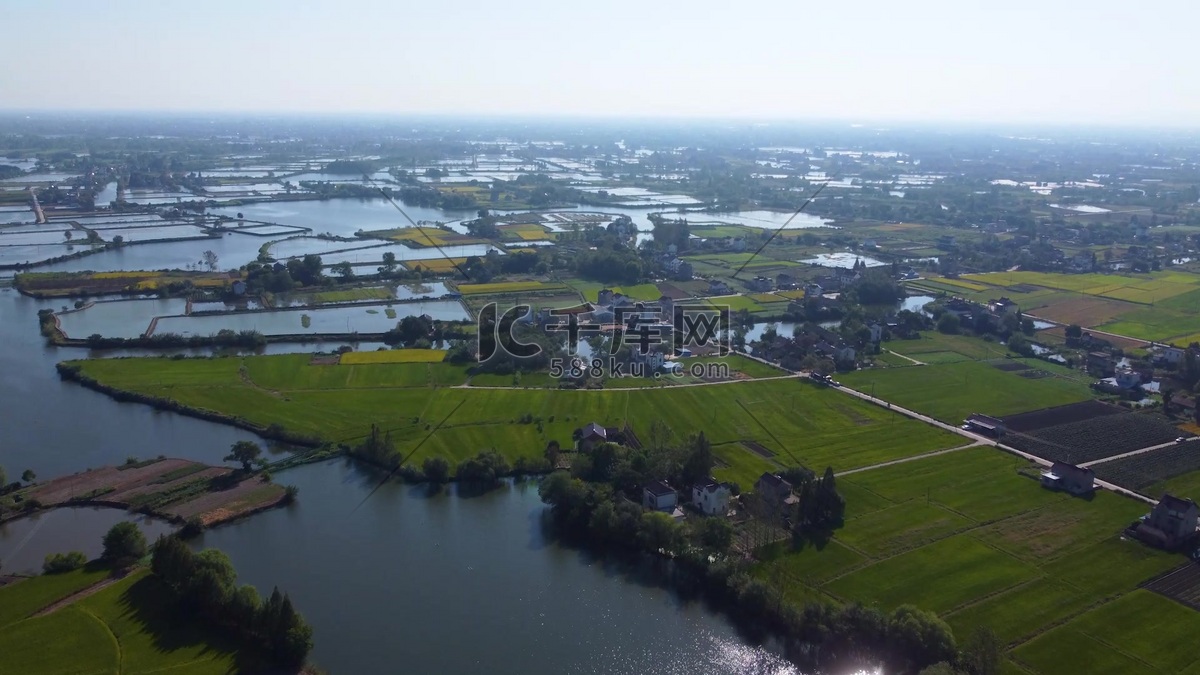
[1080,437,1196,468]
[884,349,925,366]
[836,440,982,477]
[823,377,1159,505]
[31,576,122,617]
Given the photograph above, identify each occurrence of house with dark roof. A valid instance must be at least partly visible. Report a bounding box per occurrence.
[1136,494,1200,550]
[579,422,607,452]
[755,472,797,509]
[642,480,678,512]
[691,479,732,516]
[1041,461,1095,496]
[963,413,1006,436]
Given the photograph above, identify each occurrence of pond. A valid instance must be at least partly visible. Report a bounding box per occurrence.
[151,300,470,337]
[57,297,189,339]
[0,507,175,575]
[196,461,799,675]
[34,230,270,273]
[800,252,886,268]
[209,199,477,238]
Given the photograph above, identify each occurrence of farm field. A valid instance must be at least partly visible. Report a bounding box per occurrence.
[754,447,1184,675]
[71,355,961,475]
[562,279,663,302]
[455,280,567,295]
[953,270,1200,342]
[339,349,449,365]
[1006,412,1186,466]
[886,331,1011,362]
[0,569,266,675]
[840,360,1094,423]
[1011,590,1200,675]
[302,286,395,303]
[1093,442,1200,497]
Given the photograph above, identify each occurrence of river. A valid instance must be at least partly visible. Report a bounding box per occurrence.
[197,460,798,675]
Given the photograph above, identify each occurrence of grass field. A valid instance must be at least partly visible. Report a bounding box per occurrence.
[886,332,1011,362]
[752,447,1184,675]
[303,286,395,304]
[563,280,664,302]
[339,349,449,365]
[73,355,960,474]
[455,280,567,295]
[841,359,1094,423]
[0,565,112,629]
[0,569,266,675]
[952,270,1200,342]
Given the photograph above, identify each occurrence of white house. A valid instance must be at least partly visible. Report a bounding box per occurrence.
[692,480,732,515]
[867,323,883,344]
[642,481,678,512]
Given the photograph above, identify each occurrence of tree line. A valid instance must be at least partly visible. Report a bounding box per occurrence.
[152,535,313,666]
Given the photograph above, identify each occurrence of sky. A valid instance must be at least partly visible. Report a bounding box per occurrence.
[3,0,1198,127]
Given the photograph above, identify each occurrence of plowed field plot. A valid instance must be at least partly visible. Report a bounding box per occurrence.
[1092,442,1200,490]
[1006,412,1184,465]
[993,362,1031,372]
[1143,564,1200,610]
[1003,400,1126,433]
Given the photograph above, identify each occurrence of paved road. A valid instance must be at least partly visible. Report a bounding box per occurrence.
[1081,437,1197,468]
[820,376,1159,504]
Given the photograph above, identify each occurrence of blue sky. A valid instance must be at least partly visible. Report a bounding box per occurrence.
[3,0,1197,126]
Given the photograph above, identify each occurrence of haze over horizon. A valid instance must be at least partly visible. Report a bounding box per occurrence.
[4,0,1198,128]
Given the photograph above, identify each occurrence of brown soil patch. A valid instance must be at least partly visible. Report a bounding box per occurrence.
[1033,295,1135,327]
[108,467,230,502]
[29,459,196,504]
[167,481,286,525]
[655,283,691,299]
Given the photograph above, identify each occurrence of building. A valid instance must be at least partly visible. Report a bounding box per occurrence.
[708,280,733,295]
[1136,494,1200,550]
[1153,345,1186,366]
[755,472,795,508]
[643,481,678,512]
[963,413,1006,436]
[867,323,883,344]
[1040,462,1095,496]
[747,276,773,292]
[692,480,732,516]
[988,297,1019,315]
[597,289,614,307]
[673,260,694,281]
[776,273,798,289]
[579,422,607,451]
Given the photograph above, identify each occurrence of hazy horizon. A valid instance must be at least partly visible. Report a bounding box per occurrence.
[4,0,1198,128]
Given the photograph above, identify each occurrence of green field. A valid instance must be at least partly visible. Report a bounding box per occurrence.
[301,286,395,304]
[886,332,1012,362]
[0,568,263,675]
[752,447,1184,675]
[72,355,960,474]
[1012,590,1200,675]
[841,359,1094,423]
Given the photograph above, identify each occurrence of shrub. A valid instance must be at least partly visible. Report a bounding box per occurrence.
[43,551,87,574]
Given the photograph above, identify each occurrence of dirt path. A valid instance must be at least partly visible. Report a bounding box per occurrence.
[885,349,925,366]
[31,576,123,617]
[836,441,982,477]
[238,361,284,398]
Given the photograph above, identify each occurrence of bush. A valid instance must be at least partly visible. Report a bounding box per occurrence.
[43,551,87,574]
[102,521,147,568]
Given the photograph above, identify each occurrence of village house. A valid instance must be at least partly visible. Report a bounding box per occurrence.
[1040,461,1095,496]
[1093,365,1144,394]
[578,422,607,452]
[988,297,1019,315]
[776,272,798,290]
[963,413,1006,436]
[1136,494,1200,550]
[804,282,824,298]
[1152,345,1186,366]
[867,322,884,344]
[1086,351,1116,377]
[708,279,733,295]
[642,480,678,512]
[755,472,798,509]
[747,276,773,292]
[692,479,732,516]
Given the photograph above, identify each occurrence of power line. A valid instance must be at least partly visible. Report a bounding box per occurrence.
[733,178,833,279]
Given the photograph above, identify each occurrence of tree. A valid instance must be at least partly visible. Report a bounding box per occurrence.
[937,313,960,335]
[21,469,35,483]
[43,551,87,574]
[680,432,714,487]
[692,516,733,551]
[1065,324,1083,339]
[201,250,219,272]
[102,522,147,568]
[152,535,196,591]
[112,235,124,246]
[224,441,263,472]
[960,625,1001,675]
[380,251,397,273]
[331,261,355,279]
[639,511,685,554]
[422,457,450,484]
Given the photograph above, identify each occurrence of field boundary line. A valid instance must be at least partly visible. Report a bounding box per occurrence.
[80,606,124,673]
[940,574,1048,620]
[835,441,981,477]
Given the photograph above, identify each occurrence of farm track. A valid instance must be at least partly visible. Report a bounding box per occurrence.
[1081,438,1199,469]
[31,576,123,617]
[836,441,982,477]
